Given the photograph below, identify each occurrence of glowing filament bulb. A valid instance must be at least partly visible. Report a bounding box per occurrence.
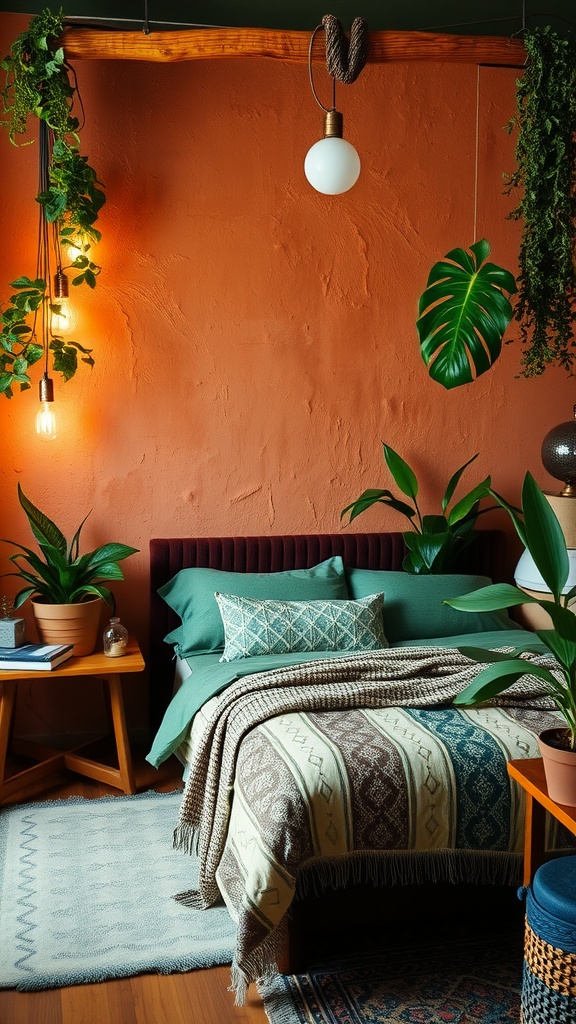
[36,374,57,440]
[52,270,76,335]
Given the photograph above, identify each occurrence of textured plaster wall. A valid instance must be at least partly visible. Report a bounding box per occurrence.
[0,13,574,740]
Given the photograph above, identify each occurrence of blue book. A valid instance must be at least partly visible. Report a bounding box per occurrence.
[0,642,74,671]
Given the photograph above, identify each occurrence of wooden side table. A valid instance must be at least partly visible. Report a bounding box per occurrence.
[0,637,145,803]
[508,757,576,885]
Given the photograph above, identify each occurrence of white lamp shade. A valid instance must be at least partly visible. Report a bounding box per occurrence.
[304,136,361,195]
[514,547,576,594]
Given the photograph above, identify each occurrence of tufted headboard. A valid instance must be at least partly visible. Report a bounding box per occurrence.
[148,530,506,733]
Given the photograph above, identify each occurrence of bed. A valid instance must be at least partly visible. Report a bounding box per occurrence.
[147,530,561,1000]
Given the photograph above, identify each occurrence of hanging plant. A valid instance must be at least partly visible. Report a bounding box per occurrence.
[505,26,576,377]
[0,7,105,397]
[416,239,517,389]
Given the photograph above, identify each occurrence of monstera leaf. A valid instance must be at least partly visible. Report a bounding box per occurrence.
[417,239,517,389]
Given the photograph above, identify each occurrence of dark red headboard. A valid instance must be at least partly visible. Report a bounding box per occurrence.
[148,530,506,733]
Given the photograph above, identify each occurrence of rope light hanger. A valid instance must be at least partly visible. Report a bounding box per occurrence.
[304,15,368,195]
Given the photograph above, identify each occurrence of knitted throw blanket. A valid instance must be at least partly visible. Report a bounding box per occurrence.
[172,646,555,998]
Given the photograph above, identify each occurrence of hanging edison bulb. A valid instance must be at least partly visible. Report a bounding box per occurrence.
[36,372,57,440]
[51,269,77,334]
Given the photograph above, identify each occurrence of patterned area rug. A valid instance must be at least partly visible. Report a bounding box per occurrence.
[260,923,523,1024]
[0,790,236,991]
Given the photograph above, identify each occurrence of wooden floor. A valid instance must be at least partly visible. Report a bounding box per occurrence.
[0,750,269,1024]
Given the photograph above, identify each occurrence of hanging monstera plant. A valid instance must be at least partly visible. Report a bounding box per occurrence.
[416,239,517,390]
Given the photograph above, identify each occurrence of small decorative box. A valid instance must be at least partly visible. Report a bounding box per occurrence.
[0,617,26,648]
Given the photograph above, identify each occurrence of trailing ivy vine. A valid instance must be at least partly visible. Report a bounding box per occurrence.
[505,26,576,377]
[0,7,105,397]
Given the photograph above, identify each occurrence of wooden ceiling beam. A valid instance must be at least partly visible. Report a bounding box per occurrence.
[61,27,526,66]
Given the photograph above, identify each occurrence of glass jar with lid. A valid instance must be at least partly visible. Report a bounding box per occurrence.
[103,616,129,657]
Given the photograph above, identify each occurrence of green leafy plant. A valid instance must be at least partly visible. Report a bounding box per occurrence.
[0,7,105,397]
[416,239,517,389]
[1,484,138,609]
[504,27,576,378]
[341,444,494,574]
[447,472,576,749]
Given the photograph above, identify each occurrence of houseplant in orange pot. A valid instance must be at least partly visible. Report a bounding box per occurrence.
[1,484,138,655]
[445,472,576,805]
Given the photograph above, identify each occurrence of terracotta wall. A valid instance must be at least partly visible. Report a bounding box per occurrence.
[1,13,573,740]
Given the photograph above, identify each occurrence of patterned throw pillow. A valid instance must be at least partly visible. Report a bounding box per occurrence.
[215,592,388,662]
[159,556,349,656]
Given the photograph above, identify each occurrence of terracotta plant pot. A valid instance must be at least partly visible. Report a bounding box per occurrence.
[32,596,103,657]
[539,728,576,807]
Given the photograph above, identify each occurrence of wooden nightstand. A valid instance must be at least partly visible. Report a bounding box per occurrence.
[0,637,145,803]
[508,757,576,885]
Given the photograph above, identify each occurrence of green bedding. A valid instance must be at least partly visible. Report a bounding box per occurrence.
[146,628,548,768]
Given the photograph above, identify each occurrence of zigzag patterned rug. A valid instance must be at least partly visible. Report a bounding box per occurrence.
[261,921,523,1024]
[0,790,236,990]
[1,786,525,1023]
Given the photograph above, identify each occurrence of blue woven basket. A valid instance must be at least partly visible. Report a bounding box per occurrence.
[522,857,576,1024]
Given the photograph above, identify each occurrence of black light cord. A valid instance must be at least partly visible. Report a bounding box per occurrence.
[34,119,52,377]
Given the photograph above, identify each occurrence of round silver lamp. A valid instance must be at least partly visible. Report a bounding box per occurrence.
[541,404,576,496]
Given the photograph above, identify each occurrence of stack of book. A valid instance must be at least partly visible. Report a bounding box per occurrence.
[0,643,74,671]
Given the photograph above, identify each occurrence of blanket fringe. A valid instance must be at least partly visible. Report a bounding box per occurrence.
[172,822,199,856]
[229,852,523,1002]
[173,888,206,909]
[294,849,524,898]
[230,920,287,1005]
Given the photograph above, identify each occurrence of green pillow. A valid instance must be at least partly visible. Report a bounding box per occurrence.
[345,569,518,643]
[215,592,388,662]
[160,556,349,655]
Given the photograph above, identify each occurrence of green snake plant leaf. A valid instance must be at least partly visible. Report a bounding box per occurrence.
[452,658,560,706]
[448,477,491,526]
[382,444,418,500]
[341,489,416,524]
[17,483,67,555]
[403,531,454,573]
[445,582,539,612]
[442,453,479,512]
[489,487,526,548]
[417,239,517,389]
[522,471,569,601]
[536,629,576,675]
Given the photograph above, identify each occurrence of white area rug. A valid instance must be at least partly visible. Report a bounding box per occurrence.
[0,789,235,990]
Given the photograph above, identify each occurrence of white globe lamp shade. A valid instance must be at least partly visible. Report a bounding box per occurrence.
[514,547,576,594]
[304,136,360,195]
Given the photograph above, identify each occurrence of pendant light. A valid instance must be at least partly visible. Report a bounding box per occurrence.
[35,119,58,441]
[304,94,361,196]
[52,267,76,335]
[304,16,368,196]
[36,372,57,439]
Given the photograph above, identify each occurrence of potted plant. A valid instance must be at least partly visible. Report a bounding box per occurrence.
[1,484,138,655]
[446,472,576,804]
[341,443,494,574]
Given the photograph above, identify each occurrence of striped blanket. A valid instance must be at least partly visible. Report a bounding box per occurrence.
[172,646,560,1001]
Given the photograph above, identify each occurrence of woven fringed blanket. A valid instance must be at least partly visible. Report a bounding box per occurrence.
[172,646,559,1002]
